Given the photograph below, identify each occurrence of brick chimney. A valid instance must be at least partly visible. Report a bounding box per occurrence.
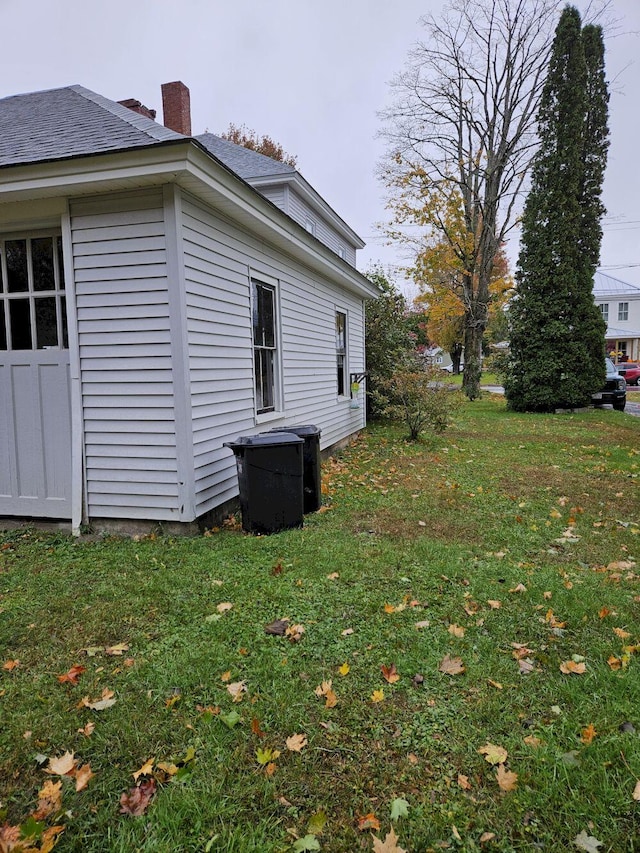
[117,98,156,120]
[161,81,191,136]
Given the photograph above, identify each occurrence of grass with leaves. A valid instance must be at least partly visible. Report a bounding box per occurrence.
[1,396,639,852]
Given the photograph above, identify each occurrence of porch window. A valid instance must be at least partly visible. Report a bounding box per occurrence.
[0,234,67,351]
[599,303,608,323]
[252,279,278,414]
[618,302,629,321]
[336,310,348,397]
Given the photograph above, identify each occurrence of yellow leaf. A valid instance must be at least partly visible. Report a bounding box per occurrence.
[132,758,154,781]
[371,689,385,703]
[448,624,465,638]
[39,826,64,853]
[220,670,232,682]
[383,603,397,614]
[46,751,77,776]
[478,743,508,765]
[285,733,308,752]
[559,660,586,674]
[285,623,305,643]
[496,763,518,791]
[338,662,350,676]
[32,780,62,820]
[580,724,597,745]
[549,509,562,518]
[324,689,338,708]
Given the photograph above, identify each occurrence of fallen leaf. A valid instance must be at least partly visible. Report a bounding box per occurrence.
[2,659,19,671]
[104,642,130,656]
[216,602,233,614]
[479,832,496,843]
[74,762,94,792]
[338,662,350,676]
[265,619,289,636]
[383,603,397,614]
[613,627,631,640]
[132,758,154,781]
[251,717,265,738]
[45,751,77,776]
[372,826,407,852]
[448,624,465,638]
[307,810,327,836]
[227,681,247,702]
[341,628,354,636]
[39,825,65,853]
[219,710,241,728]
[509,583,527,593]
[524,735,542,748]
[292,835,321,852]
[56,664,86,685]
[518,657,535,675]
[560,660,586,675]
[119,779,157,816]
[496,763,518,791]
[285,733,308,752]
[77,721,95,737]
[633,780,640,801]
[543,591,552,600]
[381,663,400,684]
[256,746,281,765]
[573,830,603,852]
[438,654,465,675]
[357,812,380,831]
[457,773,472,790]
[415,620,430,629]
[598,607,611,619]
[580,724,597,745]
[81,688,116,711]
[314,679,337,708]
[327,572,340,580]
[32,779,62,820]
[487,600,502,609]
[464,600,479,616]
[478,743,508,765]
[371,689,385,703]
[390,797,409,821]
[487,679,503,690]
[285,623,305,643]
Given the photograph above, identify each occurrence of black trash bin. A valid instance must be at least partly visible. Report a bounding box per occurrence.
[223,433,304,534]
[269,424,322,513]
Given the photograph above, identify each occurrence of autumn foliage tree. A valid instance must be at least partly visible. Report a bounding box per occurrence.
[219,123,298,167]
[381,0,558,400]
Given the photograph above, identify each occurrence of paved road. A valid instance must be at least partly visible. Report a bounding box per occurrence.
[481,386,640,418]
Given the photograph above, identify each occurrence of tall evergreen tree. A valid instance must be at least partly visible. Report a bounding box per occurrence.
[505,6,608,412]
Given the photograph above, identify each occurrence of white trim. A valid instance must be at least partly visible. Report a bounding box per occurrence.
[163,184,196,522]
[61,205,84,534]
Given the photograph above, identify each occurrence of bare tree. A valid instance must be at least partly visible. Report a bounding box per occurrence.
[381,0,559,400]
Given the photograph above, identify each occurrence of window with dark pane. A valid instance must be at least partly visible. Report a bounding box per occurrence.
[9,299,32,349]
[56,236,65,288]
[6,239,28,292]
[32,237,55,291]
[252,280,277,414]
[0,305,6,350]
[35,298,58,348]
[336,311,347,396]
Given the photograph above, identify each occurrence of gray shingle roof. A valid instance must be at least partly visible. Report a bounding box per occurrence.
[0,85,183,168]
[196,133,296,180]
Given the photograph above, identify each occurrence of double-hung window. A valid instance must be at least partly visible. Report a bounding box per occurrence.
[336,310,347,397]
[252,279,277,414]
[618,302,629,321]
[599,303,609,323]
[0,234,67,351]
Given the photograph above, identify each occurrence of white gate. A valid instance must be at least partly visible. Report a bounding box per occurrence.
[0,233,73,519]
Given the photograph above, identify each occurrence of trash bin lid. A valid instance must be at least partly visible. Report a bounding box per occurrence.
[270,424,321,438]
[224,432,304,451]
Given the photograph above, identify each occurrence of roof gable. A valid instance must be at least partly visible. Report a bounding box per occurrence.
[196,133,295,180]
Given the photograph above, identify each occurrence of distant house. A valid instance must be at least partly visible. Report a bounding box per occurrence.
[0,82,379,533]
[593,271,640,361]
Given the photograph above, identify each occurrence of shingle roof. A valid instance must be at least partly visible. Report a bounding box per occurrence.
[0,85,183,168]
[594,271,640,297]
[196,133,296,180]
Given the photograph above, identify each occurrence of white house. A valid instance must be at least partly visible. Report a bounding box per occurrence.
[593,271,640,361]
[0,82,379,533]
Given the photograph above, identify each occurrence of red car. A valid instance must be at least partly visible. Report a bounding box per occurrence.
[615,363,640,386]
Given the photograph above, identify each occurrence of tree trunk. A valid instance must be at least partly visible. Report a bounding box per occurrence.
[462,315,485,401]
[451,343,463,375]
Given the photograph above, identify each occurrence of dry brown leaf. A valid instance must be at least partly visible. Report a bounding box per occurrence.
[56,664,86,685]
[518,657,535,675]
[220,670,232,682]
[227,681,247,702]
[119,779,157,816]
[327,572,340,580]
[381,663,400,684]
[415,620,430,629]
[487,679,503,689]
[341,627,354,636]
[32,779,62,820]
[613,627,632,640]
[77,721,95,737]
[74,762,94,792]
[457,773,472,790]
[464,600,480,616]
[439,654,465,675]
[285,733,308,752]
[524,735,542,748]
[487,599,502,609]
[480,832,496,843]
[357,812,380,831]
[633,779,640,801]
[45,751,77,776]
[509,583,527,593]
[104,642,130,656]
[371,826,407,853]
[39,826,65,853]
[285,623,305,643]
[251,717,265,738]
[580,724,597,745]
[559,660,586,675]
[216,602,233,614]
[496,763,518,791]
[448,624,465,638]
[132,758,154,781]
[383,603,397,614]
[324,689,338,708]
[478,743,508,765]
[598,606,611,618]
[607,655,622,670]
[2,659,19,671]
[265,619,289,636]
[81,688,116,711]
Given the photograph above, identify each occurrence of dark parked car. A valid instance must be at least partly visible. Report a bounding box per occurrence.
[592,357,626,411]
[614,362,640,386]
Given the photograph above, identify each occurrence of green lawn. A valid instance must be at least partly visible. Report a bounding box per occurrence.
[1,397,639,852]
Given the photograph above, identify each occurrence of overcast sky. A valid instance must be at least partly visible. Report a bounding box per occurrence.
[2,0,639,294]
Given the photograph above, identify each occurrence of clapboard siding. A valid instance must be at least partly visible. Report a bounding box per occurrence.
[179,190,366,517]
[287,189,357,265]
[70,190,181,520]
[257,185,286,210]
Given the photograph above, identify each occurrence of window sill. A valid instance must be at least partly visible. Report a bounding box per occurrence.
[256,411,285,426]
